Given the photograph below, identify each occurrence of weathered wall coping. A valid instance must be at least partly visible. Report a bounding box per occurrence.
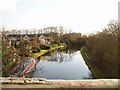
[0,77,119,88]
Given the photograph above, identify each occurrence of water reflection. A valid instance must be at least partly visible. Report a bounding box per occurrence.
[46,51,73,63]
[33,50,92,80]
[12,57,36,77]
[12,49,92,79]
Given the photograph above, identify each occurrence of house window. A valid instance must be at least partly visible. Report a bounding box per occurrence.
[23,35,29,41]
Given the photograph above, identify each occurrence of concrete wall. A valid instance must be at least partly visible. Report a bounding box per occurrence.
[0,77,118,88]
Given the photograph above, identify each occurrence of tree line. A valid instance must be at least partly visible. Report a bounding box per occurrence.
[85,20,118,78]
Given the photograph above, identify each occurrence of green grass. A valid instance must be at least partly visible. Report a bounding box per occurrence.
[49,44,58,48]
[34,50,47,56]
[80,47,105,78]
[32,44,59,56]
[29,50,32,53]
[60,43,66,46]
[31,43,67,57]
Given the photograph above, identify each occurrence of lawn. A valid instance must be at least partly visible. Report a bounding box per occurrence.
[34,50,47,56]
[31,43,67,57]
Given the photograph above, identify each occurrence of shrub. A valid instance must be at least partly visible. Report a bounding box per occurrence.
[60,43,66,46]
[40,44,50,50]
[32,47,41,53]
[50,44,58,48]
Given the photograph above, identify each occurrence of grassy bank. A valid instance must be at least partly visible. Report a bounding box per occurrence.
[80,47,105,78]
[33,45,67,58]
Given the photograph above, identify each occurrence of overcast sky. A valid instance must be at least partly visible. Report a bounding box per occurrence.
[0,0,119,34]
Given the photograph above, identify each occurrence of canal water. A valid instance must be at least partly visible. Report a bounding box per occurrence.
[12,49,92,79]
[32,50,92,80]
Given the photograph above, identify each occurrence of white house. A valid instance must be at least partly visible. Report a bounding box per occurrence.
[23,35,30,41]
[39,35,51,44]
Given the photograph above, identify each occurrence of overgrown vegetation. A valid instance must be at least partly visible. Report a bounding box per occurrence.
[31,47,41,53]
[61,33,87,48]
[85,20,118,78]
[39,44,50,50]
[80,47,105,78]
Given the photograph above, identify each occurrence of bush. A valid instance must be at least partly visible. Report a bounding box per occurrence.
[32,47,41,53]
[50,44,58,48]
[40,44,50,50]
[60,43,66,46]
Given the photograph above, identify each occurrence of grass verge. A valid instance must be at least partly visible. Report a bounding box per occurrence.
[33,45,67,58]
[34,50,47,56]
[80,47,105,78]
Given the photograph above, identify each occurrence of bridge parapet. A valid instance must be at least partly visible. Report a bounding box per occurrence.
[0,77,118,88]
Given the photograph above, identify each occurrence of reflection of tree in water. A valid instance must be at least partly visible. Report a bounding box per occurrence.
[46,50,76,63]
[11,50,79,78]
[26,60,45,78]
[30,50,80,77]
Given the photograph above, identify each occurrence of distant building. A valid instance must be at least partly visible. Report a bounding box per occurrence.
[39,35,51,44]
[23,35,30,41]
[6,34,53,48]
